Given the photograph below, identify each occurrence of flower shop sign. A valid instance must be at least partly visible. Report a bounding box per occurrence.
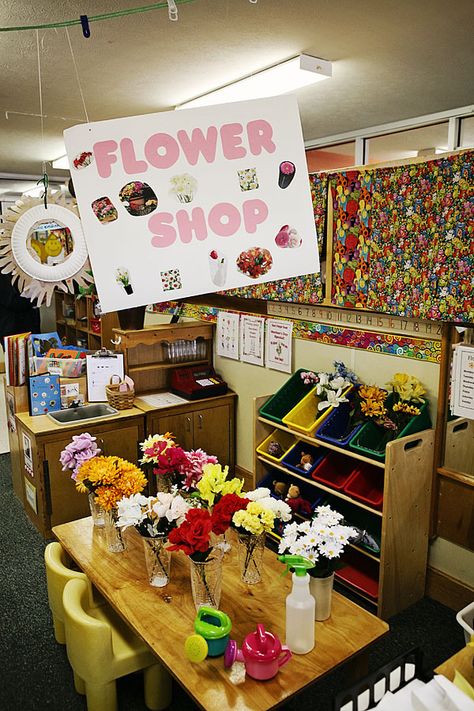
[64,96,319,312]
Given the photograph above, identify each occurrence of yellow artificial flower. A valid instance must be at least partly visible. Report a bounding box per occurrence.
[140,432,175,464]
[359,385,387,404]
[392,402,421,416]
[232,502,275,535]
[197,463,243,507]
[389,373,426,403]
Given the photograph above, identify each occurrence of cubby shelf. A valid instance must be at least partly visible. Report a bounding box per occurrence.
[254,394,434,620]
[257,455,383,518]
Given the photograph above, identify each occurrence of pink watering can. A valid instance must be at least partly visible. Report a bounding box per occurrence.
[224,623,292,680]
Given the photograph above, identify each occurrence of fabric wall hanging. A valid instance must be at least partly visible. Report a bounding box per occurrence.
[220,173,327,304]
[367,150,474,322]
[329,170,373,308]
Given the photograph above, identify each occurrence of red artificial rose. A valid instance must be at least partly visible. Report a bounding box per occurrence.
[167,508,213,555]
[211,494,250,535]
[154,446,188,475]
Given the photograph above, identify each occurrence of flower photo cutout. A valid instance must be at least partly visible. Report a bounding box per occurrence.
[237,168,259,191]
[91,196,118,224]
[160,269,182,291]
[119,181,158,216]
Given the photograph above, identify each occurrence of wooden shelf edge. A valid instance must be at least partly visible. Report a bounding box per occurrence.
[257,456,383,518]
[257,416,385,469]
[437,466,474,487]
[335,577,379,606]
[128,359,210,372]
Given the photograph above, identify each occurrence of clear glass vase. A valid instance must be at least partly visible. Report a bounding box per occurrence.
[156,473,176,493]
[142,536,171,587]
[237,532,266,584]
[88,492,105,528]
[309,572,334,621]
[104,510,126,553]
[189,553,222,610]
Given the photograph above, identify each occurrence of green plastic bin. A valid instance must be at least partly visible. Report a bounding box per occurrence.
[349,396,431,462]
[258,368,315,425]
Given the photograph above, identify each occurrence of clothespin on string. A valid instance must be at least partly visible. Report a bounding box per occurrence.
[80,15,91,38]
[167,0,178,21]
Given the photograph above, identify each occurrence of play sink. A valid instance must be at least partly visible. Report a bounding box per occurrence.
[48,403,119,425]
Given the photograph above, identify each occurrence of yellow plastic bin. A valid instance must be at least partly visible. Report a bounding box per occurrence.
[282,385,353,436]
[256,429,297,464]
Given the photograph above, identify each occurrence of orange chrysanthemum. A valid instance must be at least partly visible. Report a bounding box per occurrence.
[75,455,146,509]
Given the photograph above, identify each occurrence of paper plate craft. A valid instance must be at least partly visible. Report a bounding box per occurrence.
[236,247,273,279]
[237,168,259,191]
[91,197,118,224]
[73,151,93,170]
[275,225,301,248]
[119,181,157,216]
[0,192,93,306]
[278,161,296,189]
[209,250,227,287]
[169,174,197,203]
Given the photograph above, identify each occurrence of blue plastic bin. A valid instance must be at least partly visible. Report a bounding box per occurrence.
[281,441,326,478]
[315,390,363,447]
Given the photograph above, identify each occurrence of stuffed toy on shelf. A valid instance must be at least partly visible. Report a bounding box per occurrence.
[285,484,313,516]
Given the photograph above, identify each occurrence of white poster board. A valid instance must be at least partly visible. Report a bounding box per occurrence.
[64,96,319,312]
[265,318,293,373]
[451,344,474,420]
[240,315,265,366]
[217,311,240,360]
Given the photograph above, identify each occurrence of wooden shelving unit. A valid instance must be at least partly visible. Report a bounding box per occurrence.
[254,395,434,619]
[54,292,119,350]
[112,321,214,395]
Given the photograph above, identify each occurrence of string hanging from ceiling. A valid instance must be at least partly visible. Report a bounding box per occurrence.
[0,0,257,33]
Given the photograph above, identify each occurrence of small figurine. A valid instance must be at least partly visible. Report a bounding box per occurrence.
[272,480,289,499]
[267,440,284,458]
[285,484,313,517]
[296,451,314,472]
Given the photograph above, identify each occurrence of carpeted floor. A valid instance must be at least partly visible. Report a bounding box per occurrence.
[0,452,465,711]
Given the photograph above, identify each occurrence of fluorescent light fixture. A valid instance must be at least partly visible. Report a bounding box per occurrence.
[52,155,70,170]
[176,54,332,110]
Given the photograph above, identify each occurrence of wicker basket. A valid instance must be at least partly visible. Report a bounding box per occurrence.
[105,375,134,410]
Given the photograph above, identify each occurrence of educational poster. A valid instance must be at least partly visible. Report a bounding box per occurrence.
[22,433,33,475]
[240,315,265,366]
[265,318,293,373]
[451,345,474,420]
[217,311,240,360]
[64,96,319,312]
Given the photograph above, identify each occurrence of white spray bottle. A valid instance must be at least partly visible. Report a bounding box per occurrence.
[278,554,315,654]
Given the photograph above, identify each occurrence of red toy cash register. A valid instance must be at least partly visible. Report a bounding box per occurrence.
[171,366,228,400]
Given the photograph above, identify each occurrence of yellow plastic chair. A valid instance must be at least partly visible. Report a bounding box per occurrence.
[62,578,172,711]
[44,541,101,645]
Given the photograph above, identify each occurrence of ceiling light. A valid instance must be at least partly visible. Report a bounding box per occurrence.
[176,54,332,110]
[52,155,70,170]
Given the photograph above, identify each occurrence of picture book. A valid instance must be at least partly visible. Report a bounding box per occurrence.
[29,374,61,416]
[28,331,62,358]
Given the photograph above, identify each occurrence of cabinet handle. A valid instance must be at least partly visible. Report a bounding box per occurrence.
[98,438,106,455]
[198,414,203,429]
[43,460,52,516]
[186,417,191,432]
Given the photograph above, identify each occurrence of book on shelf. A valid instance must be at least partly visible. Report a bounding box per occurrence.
[4,332,30,387]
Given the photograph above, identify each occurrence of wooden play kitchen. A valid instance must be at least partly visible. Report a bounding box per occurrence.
[53,516,389,711]
[254,394,434,620]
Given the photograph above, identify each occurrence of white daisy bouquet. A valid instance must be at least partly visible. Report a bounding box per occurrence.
[278,505,356,578]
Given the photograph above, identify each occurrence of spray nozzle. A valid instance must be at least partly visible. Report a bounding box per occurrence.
[278,555,314,577]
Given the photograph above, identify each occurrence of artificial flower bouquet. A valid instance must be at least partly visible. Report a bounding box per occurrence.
[74,455,147,510]
[278,505,356,578]
[116,491,191,538]
[300,360,358,412]
[60,432,101,478]
[140,433,218,491]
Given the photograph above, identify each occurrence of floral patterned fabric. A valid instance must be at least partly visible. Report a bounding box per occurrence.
[221,173,326,303]
[330,170,373,308]
[367,150,474,322]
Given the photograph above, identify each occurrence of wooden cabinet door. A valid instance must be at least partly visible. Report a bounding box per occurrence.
[193,405,231,466]
[153,413,194,451]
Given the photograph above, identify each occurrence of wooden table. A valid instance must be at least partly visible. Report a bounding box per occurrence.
[53,518,389,711]
[435,644,474,685]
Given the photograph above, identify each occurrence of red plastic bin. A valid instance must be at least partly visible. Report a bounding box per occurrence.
[311,452,358,491]
[336,548,379,600]
[343,463,383,510]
